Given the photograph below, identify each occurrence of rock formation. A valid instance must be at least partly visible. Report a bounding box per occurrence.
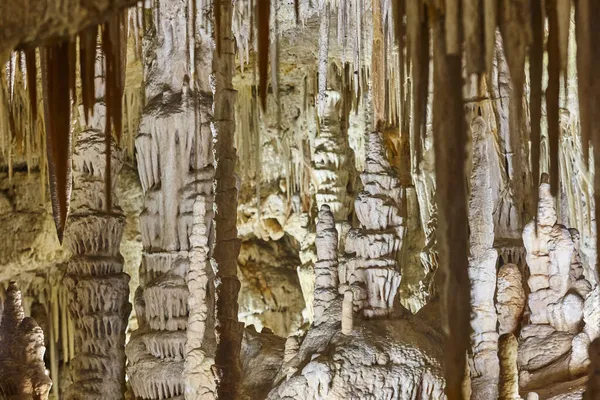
[125,0,217,396]
[266,204,446,400]
[0,1,599,400]
[342,131,404,317]
[519,178,593,391]
[499,333,520,400]
[467,115,500,398]
[313,204,340,325]
[303,77,355,323]
[496,264,526,336]
[63,48,131,400]
[237,236,305,337]
[211,0,245,395]
[0,282,52,399]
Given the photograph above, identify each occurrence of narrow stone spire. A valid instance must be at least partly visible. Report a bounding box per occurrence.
[314,204,340,325]
[467,115,499,399]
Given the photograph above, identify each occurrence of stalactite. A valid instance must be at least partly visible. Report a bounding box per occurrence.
[432,11,470,400]
[371,0,385,127]
[575,0,591,169]
[483,0,497,79]
[40,42,73,243]
[546,0,560,197]
[211,0,244,396]
[407,0,428,165]
[530,0,543,215]
[80,27,98,125]
[257,0,270,111]
[591,0,600,289]
[317,3,331,113]
[498,0,532,217]
[463,0,484,75]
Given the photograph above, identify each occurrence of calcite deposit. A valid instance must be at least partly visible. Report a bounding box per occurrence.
[0,282,52,399]
[0,0,598,400]
[520,179,594,392]
[342,131,405,318]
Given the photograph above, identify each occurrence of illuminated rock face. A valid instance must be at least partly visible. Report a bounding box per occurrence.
[519,181,593,391]
[467,116,499,399]
[264,206,446,400]
[1,2,600,400]
[63,49,131,399]
[0,282,52,399]
[125,0,218,397]
[341,131,404,318]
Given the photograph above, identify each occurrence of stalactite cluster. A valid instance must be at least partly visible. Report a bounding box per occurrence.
[2,0,600,399]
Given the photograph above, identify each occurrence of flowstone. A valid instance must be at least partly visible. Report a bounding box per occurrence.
[519,179,593,390]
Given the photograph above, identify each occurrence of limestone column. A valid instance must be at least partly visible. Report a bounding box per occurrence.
[467,116,499,399]
[303,70,355,323]
[125,0,216,397]
[313,204,340,325]
[63,48,131,399]
[211,0,244,396]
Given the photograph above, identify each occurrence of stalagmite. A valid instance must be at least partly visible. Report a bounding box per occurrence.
[499,333,520,400]
[185,196,217,398]
[467,115,499,399]
[314,204,339,325]
[305,66,356,322]
[0,282,52,399]
[211,0,244,396]
[313,85,354,236]
[341,289,353,335]
[342,131,404,317]
[63,50,131,397]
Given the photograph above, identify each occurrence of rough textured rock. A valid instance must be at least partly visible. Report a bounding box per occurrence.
[314,205,340,325]
[0,0,137,63]
[63,49,131,399]
[499,333,520,400]
[238,236,305,337]
[211,0,245,395]
[467,115,499,399]
[520,180,593,390]
[125,0,217,396]
[342,131,404,317]
[496,263,526,335]
[266,317,446,400]
[240,326,286,400]
[0,282,52,399]
[0,171,70,283]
